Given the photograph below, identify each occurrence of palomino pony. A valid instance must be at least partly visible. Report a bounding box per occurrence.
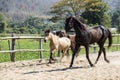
[44,29,71,63]
[56,30,80,56]
[65,16,112,67]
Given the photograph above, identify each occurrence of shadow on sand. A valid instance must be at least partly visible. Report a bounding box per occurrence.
[23,65,90,74]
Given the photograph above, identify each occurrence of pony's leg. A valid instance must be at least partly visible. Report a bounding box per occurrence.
[57,51,60,57]
[69,44,80,68]
[103,47,110,63]
[49,49,55,63]
[49,52,53,63]
[59,49,68,62]
[95,46,102,64]
[70,44,74,53]
[65,48,70,62]
[59,51,64,62]
[85,45,94,67]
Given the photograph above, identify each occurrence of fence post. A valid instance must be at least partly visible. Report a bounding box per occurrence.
[39,39,42,61]
[10,33,16,62]
[8,40,10,50]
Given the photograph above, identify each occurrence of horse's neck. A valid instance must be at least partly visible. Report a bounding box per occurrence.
[73,21,84,34]
[49,32,59,45]
[73,21,90,38]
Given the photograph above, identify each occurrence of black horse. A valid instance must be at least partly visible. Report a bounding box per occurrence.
[65,16,112,67]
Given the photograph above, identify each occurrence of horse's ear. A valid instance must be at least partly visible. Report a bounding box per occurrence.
[45,29,51,33]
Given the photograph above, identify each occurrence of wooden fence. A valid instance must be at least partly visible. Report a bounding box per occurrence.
[0,34,120,62]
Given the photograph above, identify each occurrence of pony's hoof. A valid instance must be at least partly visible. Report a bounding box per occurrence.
[39,60,42,63]
[48,61,52,64]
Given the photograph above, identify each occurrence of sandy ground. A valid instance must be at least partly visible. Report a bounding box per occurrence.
[0,51,120,80]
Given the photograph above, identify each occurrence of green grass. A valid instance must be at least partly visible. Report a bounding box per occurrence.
[0,36,120,62]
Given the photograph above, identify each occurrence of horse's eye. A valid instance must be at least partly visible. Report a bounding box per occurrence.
[45,33,49,36]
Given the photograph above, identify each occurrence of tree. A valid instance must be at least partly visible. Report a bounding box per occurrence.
[81,0,110,26]
[50,0,86,22]
[116,16,120,33]
[101,13,111,28]
[111,0,120,28]
[50,0,110,26]
[0,12,7,33]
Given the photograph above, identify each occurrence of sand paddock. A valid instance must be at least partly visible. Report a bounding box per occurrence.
[0,51,120,80]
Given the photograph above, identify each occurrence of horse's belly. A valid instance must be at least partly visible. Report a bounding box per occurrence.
[58,43,68,50]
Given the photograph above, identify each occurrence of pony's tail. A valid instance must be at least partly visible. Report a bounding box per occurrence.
[107,29,112,48]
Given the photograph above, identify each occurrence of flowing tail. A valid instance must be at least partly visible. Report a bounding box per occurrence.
[107,29,112,48]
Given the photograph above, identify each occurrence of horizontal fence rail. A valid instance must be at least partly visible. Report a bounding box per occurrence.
[0,34,120,62]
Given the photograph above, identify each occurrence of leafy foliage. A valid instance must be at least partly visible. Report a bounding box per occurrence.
[50,0,86,22]
[0,12,7,33]
[81,0,111,26]
[6,16,64,35]
[116,16,120,33]
[50,0,111,27]
[111,0,120,28]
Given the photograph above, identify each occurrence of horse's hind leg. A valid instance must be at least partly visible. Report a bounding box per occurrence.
[95,46,102,64]
[103,47,109,63]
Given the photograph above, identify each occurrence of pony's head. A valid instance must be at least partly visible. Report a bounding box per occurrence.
[44,29,51,42]
[56,30,66,37]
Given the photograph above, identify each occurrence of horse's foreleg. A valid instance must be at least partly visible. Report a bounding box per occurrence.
[85,46,94,67]
[69,44,80,68]
[103,47,109,63]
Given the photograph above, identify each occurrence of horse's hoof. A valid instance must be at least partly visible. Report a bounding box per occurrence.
[90,64,94,67]
[69,65,73,68]
[69,66,72,69]
[106,60,110,63]
[94,61,97,64]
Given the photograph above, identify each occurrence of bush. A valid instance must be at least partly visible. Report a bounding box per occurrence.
[0,12,7,33]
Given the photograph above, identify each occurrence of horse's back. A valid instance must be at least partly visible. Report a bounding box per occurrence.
[59,37,71,45]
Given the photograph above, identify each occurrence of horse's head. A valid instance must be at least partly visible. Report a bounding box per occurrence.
[65,16,74,32]
[65,16,86,32]
[44,29,51,42]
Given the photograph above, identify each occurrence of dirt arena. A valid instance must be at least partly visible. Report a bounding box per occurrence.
[0,51,120,80]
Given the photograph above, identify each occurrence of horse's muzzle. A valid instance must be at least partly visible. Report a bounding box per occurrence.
[44,39,47,42]
[44,37,48,42]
